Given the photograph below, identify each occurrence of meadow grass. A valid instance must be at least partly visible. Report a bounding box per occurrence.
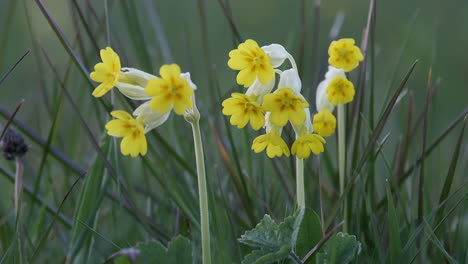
[0,0,467,263]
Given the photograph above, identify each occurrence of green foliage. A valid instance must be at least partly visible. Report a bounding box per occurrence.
[239,208,352,264]
[292,208,323,262]
[239,214,296,263]
[316,233,361,264]
[114,236,192,264]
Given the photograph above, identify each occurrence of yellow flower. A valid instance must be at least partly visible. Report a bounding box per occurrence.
[313,108,336,137]
[252,130,290,158]
[262,87,309,127]
[291,133,326,158]
[228,39,275,87]
[222,93,265,130]
[90,47,122,97]
[328,39,364,72]
[105,111,147,157]
[145,64,194,115]
[326,77,355,105]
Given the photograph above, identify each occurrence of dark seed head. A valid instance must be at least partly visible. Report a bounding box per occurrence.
[1,128,28,160]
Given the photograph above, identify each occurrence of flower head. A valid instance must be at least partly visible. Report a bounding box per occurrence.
[105,111,147,157]
[90,47,121,97]
[326,76,355,105]
[252,129,290,158]
[222,93,265,130]
[313,108,336,137]
[145,64,194,115]
[291,133,326,158]
[228,39,275,87]
[262,87,309,127]
[316,66,346,112]
[328,38,364,72]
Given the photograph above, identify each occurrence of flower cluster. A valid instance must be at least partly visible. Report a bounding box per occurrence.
[223,39,325,159]
[312,39,363,137]
[90,47,197,157]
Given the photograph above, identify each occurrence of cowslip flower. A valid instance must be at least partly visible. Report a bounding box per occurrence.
[291,109,326,158]
[326,76,355,105]
[90,47,122,97]
[262,87,309,127]
[291,133,326,158]
[228,39,289,87]
[222,93,265,130]
[105,111,147,157]
[133,102,171,133]
[145,64,194,115]
[328,38,364,72]
[312,108,336,137]
[252,128,290,158]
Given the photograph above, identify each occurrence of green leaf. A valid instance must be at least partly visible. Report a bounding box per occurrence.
[316,232,361,264]
[242,247,291,264]
[292,208,323,262]
[136,236,192,264]
[239,214,296,263]
[239,214,295,249]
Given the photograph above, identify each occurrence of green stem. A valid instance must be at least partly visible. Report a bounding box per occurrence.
[296,157,305,208]
[189,116,211,264]
[338,104,348,232]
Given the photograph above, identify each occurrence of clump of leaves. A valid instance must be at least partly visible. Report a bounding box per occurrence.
[239,208,361,264]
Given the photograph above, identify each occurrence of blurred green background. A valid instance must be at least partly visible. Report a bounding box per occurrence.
[0,0,467,262]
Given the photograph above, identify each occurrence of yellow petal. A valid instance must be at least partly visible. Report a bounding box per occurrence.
[237,67,256,87]
[173,95,192,115]
[256,65,274,85]
[160,64,181,80]
[150,95,173,114]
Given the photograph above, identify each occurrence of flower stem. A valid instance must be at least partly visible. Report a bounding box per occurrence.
[189,116,211,264]
[338,103,348,232]
[296,157,305,208]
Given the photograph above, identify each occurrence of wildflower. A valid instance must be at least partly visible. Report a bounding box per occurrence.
[278,68,302,94]
[245,77,275,102]
[228,39,275,87]
[328,38,364,72]
[326,76,355,105]
[313,108,336,137]
[105,111,147,157]
[291,133,326,158]
[316,66,346,112]
[90,47,122,97]
[262,87,309,127]
[252,129,290,158]
[115,68,155,100]
[222,93,265,130]
[133,102,171,133]
[145,64,194,115]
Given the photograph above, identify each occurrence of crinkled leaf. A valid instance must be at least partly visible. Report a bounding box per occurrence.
[239,214,297,263]
[316,232,361,264]
[292,208,323,262]
[239,214,296,249]
[242,247,291,264]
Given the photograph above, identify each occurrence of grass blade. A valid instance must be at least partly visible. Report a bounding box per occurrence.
[435,114,466,222]
[325,60,418,230]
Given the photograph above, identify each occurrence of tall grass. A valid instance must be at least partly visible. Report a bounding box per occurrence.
[0,0,466,263]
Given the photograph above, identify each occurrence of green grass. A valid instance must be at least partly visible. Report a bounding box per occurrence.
[0,0,467,263]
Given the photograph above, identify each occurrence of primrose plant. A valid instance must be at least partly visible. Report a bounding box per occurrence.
[89,47,212,264]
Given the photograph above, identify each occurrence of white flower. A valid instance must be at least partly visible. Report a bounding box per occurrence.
[262,44,289,68]
[246,77,275,104]
[133,102,171,133]
[278,68,302,94]
[316,66,346,112]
